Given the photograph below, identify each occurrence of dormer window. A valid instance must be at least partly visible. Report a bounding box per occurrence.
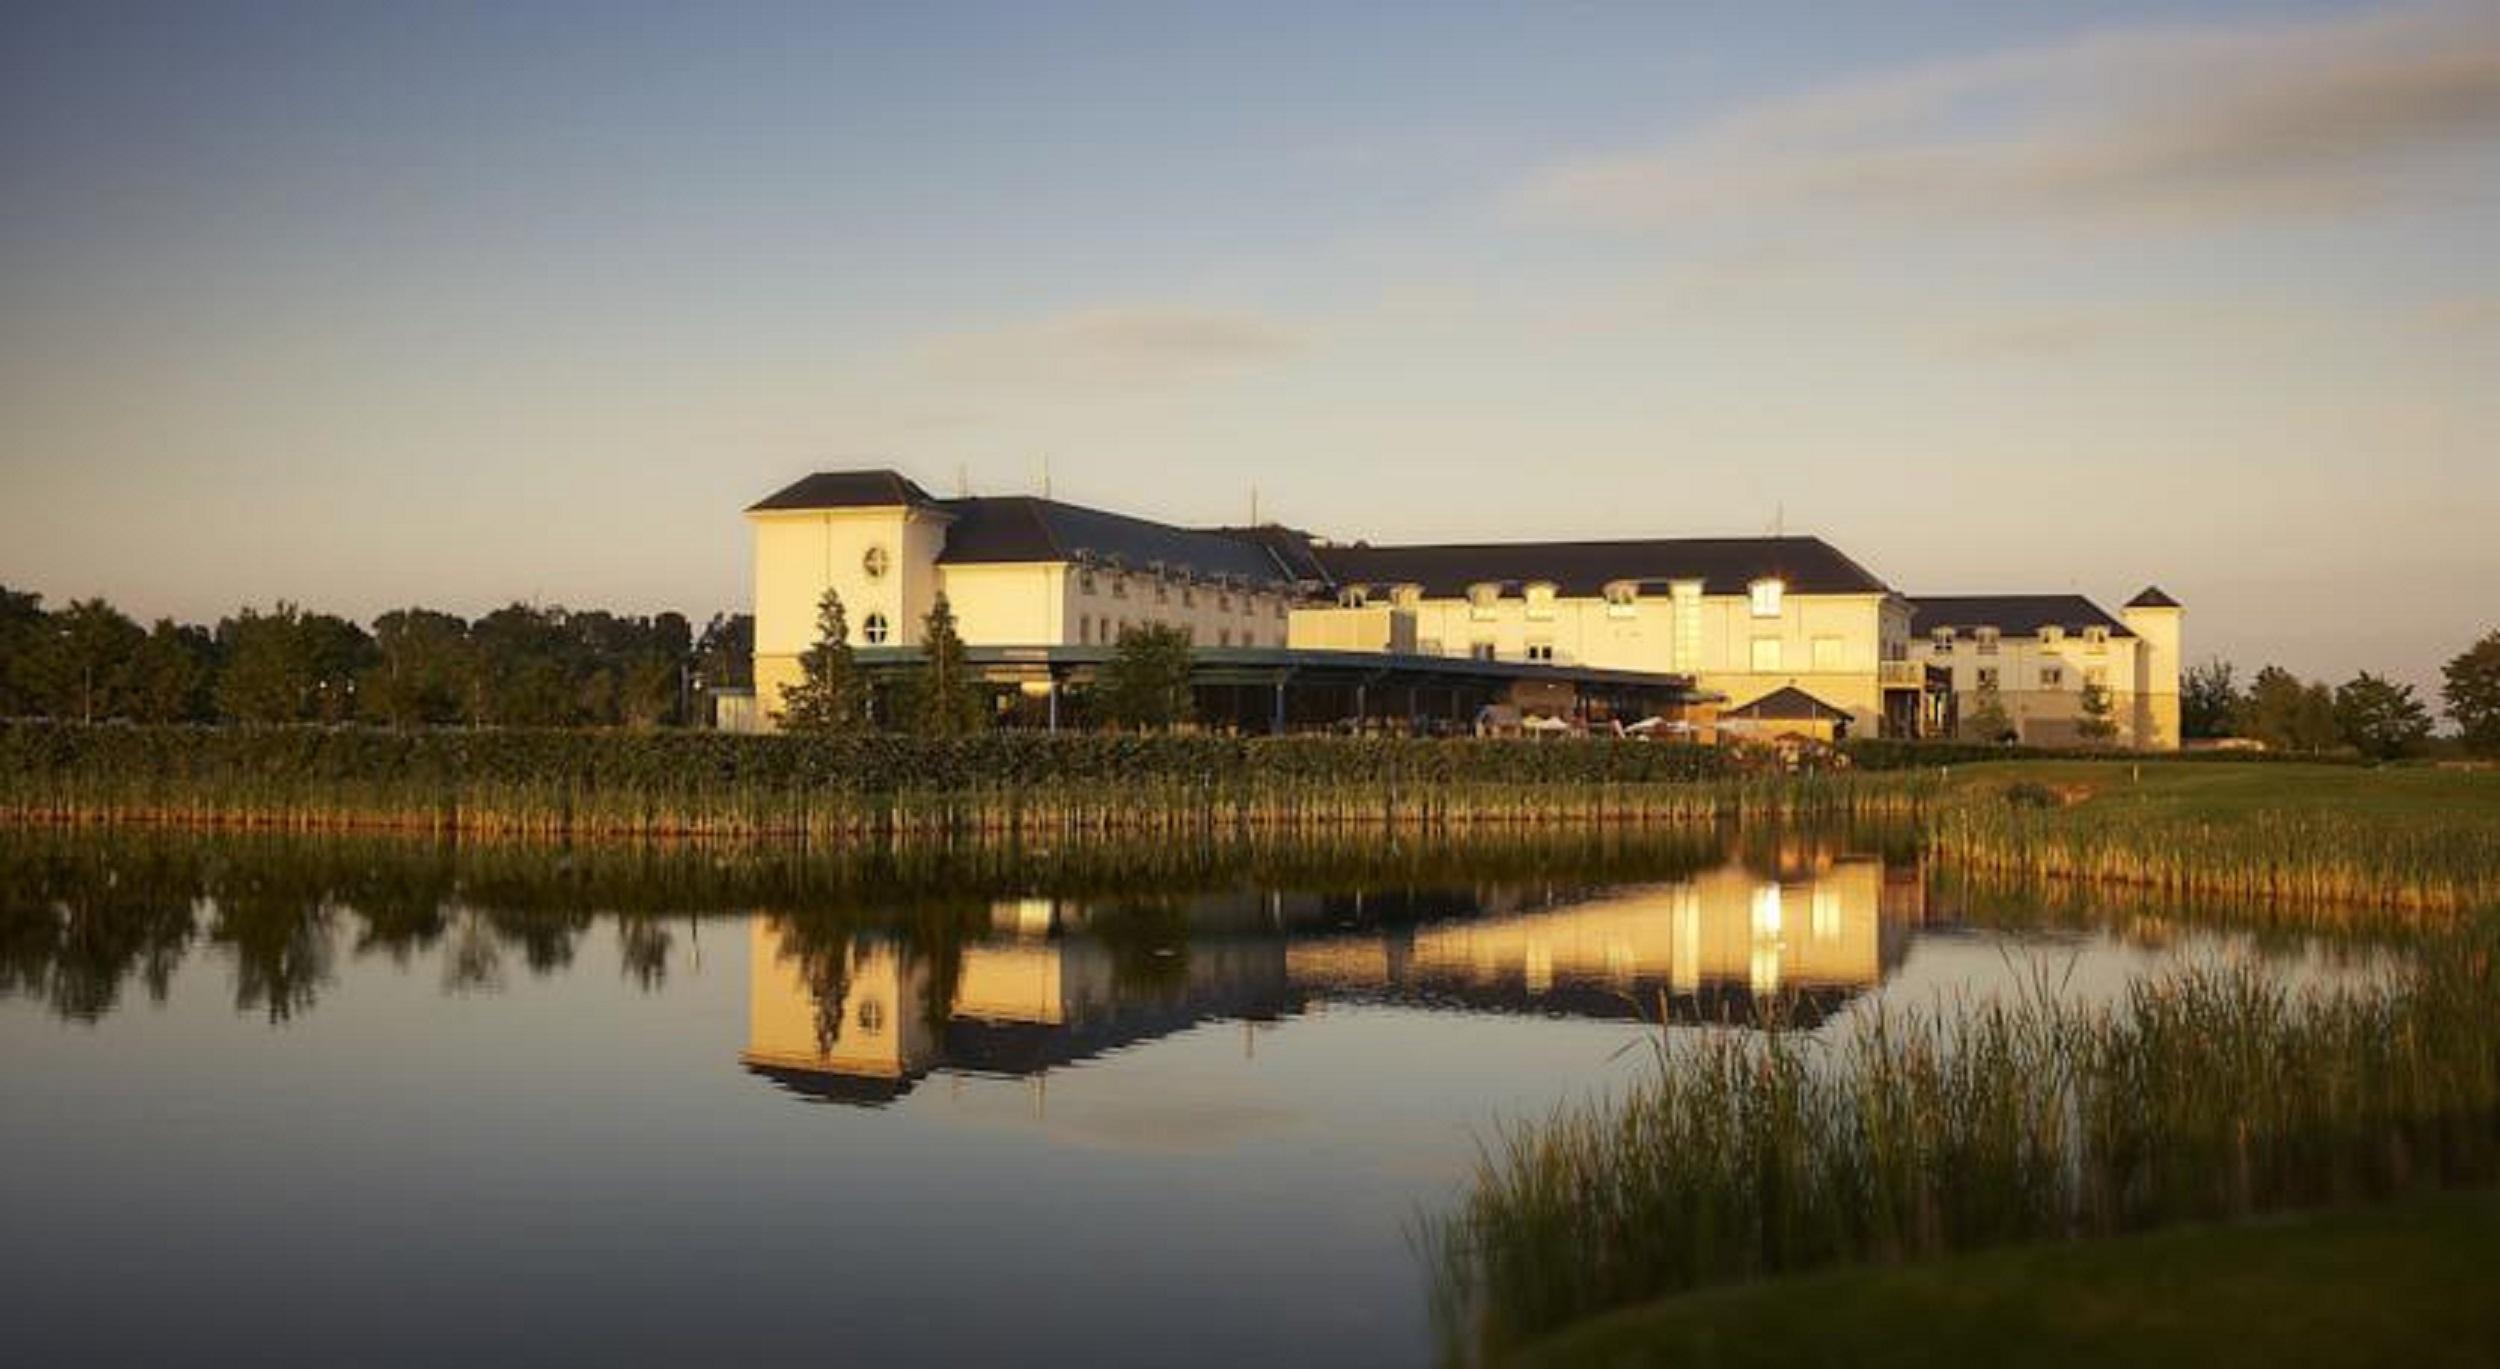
[1079,570,1098,596]
[1338,585,1370,609]
[1749,578,1785,618]
[1931,628,1955,654]
[1391,583,1423,609]
[1467,583,1501,620]
[1524,582,1557,621]
[1603,582,1638,618]
[2083,626,2109,653]
[2039,625,2064,650]
[1976,627,2000,655]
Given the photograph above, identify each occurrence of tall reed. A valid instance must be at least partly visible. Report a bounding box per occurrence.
[1424,930,2500,1362]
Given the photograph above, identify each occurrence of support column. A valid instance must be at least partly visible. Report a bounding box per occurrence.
[1271,676,1287,736]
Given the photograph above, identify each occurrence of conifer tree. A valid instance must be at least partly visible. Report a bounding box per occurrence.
[778,589,866,732]
[908,593,986,737]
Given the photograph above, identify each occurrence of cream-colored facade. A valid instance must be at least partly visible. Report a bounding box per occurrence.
[1292,581,1916,738]
[749,477,1297,728]
[1907,592,2183,749]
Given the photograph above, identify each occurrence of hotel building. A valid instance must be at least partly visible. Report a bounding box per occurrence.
[742,469,2180,746]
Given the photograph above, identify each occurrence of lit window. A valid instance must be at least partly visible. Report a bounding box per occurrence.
[1751,637,1782,672]
[862,545,890,581]
[862,613,890,645]
[1749,578,1784,618]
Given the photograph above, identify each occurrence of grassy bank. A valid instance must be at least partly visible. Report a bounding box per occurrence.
[1928,760,2500,913]
[0,721,1928,837]
[1505,1188,2500,1369]
[1424,931,2500,1362]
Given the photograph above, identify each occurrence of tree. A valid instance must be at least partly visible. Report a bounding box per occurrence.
[0,586,47,716]
[2076,679,2119,744]
[2182,660,2241,740]
[906,593,986,737]
[778,590,868,733]
[128,620,216,723]
[693,612,753,692]
[2333,672,2432,761]
[2239,666,2340,752]
[2445,631,2500,757]
[1956,678,2012,743]
[44,599,146,722]
[1096,623,1195,731]
[467,604,575,726]
[363,608,471,727]
[216,605,312,723]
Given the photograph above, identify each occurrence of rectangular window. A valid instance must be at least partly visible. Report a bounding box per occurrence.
[1218,628,1231,647]
[1977,666,2000,689]
[1527,643,1555,663]
[1749,580,1784,618]
[1470,642,1497,661]
[1078,616,1091,645]
[1750,637,1782,672]
[2040,667,2063,689]
[1810,636,1843,672]
[2085,666,2108,688]
[1976,629,1999,656]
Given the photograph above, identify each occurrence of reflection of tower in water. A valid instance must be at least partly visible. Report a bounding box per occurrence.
[741,858,1923,1105]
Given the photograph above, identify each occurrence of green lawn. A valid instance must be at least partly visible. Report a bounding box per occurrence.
[1939,758,2500,824]
[1508,1190,2500,1369]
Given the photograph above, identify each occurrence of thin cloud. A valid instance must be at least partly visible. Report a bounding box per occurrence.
[1522,4,2500,230]
[914,306,1308,387]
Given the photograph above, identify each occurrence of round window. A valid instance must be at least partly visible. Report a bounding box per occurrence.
[862,545,890,580]
[862,612,889,645]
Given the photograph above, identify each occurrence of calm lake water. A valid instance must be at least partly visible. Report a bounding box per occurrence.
[0,826,2383,1367]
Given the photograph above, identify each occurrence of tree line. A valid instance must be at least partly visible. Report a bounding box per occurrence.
[0,585,752,728]
[2180,630,2500,760]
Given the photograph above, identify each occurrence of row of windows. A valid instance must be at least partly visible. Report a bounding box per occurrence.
[1348,578,1786,621]
[1077,616,1283,649]
[1080,570,1285,618]
[1967,665,2110,690]
[1931,626,2110,655]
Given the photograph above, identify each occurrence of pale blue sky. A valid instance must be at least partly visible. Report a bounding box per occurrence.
[3,1,2494,690]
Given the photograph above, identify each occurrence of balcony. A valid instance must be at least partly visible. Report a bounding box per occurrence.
[1880,660,1931,689]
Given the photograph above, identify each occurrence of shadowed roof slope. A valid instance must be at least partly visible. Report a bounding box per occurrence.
[935,496,1295,585]
[1909,595,2134,637]
[2126,586,2182,608]
[1310,536,1891,598]
[1724,685,1853,720]
[748,470,937,511]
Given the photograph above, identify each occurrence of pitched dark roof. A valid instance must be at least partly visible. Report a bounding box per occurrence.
[935,496,1296,585]
[2125,585,2181,609]
[1202,524,1334,582]
[748,470,936,512]
[1908,595,2134,638]
[1309,536,1892,598]
[1724,685,1853,720]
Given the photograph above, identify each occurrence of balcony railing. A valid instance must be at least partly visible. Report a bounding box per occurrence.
[1879,660,1929,689]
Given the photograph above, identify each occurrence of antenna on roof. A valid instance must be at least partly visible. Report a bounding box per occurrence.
[1250,485,1261,526]
[1039,455,1051,500]
[1772,501,1785,538]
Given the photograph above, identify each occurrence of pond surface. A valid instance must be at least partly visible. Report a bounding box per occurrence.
[0,827,2384,1367]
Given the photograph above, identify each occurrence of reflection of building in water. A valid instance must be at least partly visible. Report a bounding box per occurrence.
[742,859,1922,1106]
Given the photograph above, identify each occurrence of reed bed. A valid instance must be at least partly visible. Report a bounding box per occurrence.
[1424,932,2500,1363]
[0,721,1933,838]
[1929,790,2500,914]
